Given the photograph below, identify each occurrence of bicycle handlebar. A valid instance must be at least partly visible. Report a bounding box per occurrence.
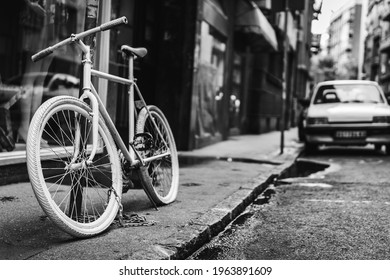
[100,16,128,31]
[31,16,128,62]
[31,47,54,63]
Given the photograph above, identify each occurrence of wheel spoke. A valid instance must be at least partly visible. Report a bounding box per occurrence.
[27,97,121,237]
[136,106,178,205]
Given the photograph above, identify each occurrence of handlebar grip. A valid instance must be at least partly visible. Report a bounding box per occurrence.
[31,47,53,62]
[100,16,128,31]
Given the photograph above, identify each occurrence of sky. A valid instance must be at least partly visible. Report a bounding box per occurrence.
[311,0,355,34]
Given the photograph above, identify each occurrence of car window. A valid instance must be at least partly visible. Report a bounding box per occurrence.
[313,84,384,104]
[6,73,54,87]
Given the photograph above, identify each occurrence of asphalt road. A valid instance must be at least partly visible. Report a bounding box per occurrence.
[190,145,390,260]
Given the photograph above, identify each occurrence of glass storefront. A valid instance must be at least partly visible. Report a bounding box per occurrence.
[104,0,155,144]
[0,0,255,160]
[195,21,226,142]
[0,0,86,155]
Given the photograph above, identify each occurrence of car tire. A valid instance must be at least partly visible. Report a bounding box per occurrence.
[386,145,390,155]
[305,142,317,154]
[298,125,305,142]
[374,144,383,152]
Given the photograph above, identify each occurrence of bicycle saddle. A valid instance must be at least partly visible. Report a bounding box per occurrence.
[121,45,148,58]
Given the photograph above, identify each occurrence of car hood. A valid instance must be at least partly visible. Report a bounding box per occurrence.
[307,103,390,122]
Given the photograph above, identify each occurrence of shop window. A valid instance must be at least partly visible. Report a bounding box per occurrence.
[230,53,242,134]
[381,53,389,75]
[195,21,226,143]
[0,0,86,155]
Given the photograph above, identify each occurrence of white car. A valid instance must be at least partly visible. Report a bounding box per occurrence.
[303,80,390,153]
[6,72,79,101]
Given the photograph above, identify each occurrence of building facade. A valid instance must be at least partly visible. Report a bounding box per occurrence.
[364,0,383,83]
[0,0,316,184]
[327,0,363,79]
[295,0,317,116]
[364,0,390,96]
[378,0,390,95]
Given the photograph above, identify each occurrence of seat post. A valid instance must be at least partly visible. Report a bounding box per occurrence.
[128,55,135,155]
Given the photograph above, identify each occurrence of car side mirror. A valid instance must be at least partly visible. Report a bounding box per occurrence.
[298,98,310,107]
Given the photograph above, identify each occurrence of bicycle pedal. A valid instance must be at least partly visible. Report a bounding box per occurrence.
[0,127,15,152]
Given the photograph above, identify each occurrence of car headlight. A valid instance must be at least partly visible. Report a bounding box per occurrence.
[307,117,328,125]
[373,116,390,123]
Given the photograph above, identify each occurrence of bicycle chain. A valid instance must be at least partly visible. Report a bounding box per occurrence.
[110,180,156,227]
[114,213,156,227]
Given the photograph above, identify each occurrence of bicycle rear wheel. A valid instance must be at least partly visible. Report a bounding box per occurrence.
[136,105,179,205]
[26,96,122,238]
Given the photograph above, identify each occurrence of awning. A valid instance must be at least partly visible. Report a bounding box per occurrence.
[235,0,278,51]
[276,10,297,50]
[203,0,228,37]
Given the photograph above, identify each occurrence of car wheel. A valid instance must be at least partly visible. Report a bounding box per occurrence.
[298,124,305,142]
[374,144,383,152]
[386,145,390,155]
[305,142,317,154]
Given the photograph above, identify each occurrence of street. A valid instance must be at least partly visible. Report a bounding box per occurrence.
[190,145,390,260]
[4,130,390,261]
[2,2,389,280]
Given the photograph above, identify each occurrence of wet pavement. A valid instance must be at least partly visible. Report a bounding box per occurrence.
[0,128,302,260]
[190,146,390,260]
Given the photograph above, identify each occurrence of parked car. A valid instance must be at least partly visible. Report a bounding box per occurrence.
[6,72,79,101]
[3,72,79,145]
[297,97,310,141]
[302,80,390,153]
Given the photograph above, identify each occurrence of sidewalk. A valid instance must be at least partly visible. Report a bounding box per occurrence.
[179,128,302,163]
[0,128,303,260]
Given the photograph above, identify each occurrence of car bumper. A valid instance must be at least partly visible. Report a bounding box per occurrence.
[304,124,390,145]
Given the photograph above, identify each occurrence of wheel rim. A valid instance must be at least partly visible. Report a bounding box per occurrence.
[33,104,119,232]
[142,111,178,201]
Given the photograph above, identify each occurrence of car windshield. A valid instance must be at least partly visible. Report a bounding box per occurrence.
[313,84,384,104]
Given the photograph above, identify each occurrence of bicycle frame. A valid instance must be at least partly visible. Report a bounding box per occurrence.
[67,34,170,171]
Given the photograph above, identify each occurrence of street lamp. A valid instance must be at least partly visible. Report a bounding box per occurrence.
[280,0,289,154]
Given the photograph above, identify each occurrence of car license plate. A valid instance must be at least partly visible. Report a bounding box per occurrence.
[335,130,366,138]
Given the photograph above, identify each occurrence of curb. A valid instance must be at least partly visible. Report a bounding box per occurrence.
[149,148,304,260]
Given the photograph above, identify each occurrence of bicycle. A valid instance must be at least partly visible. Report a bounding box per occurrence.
[26,16,179,238]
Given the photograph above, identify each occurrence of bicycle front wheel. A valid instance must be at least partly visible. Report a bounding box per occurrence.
[136,105,179,205]
[26,96,122,238]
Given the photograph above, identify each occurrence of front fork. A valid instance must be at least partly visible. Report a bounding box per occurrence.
[65,43,99,171]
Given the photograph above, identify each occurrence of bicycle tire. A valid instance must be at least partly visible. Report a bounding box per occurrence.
[136,105,179,205]
[26,96,122,238]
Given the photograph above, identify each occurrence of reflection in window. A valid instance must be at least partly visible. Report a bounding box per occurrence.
[195,21,226,141]
[0,0,85,152]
